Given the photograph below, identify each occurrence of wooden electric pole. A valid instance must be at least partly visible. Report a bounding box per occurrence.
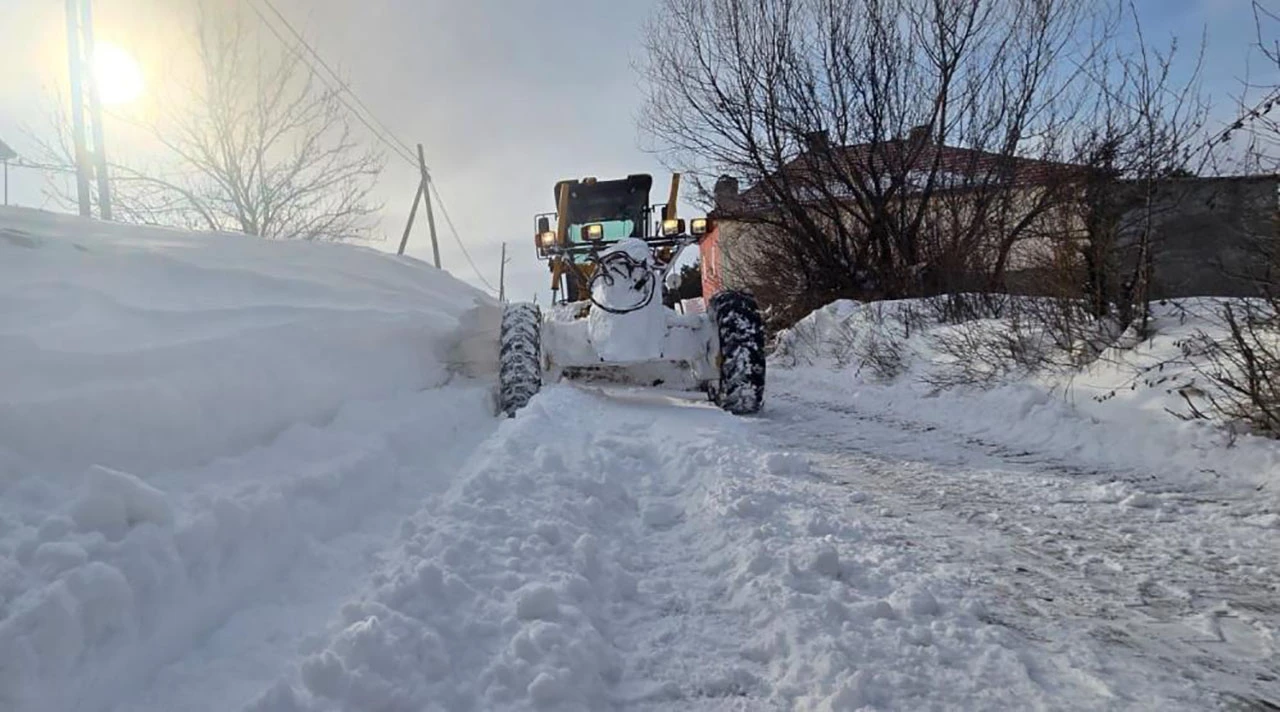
[65,0,92,218]
[397,181,422,256]
[498,242,507,302]
[0,139,15,207]
[397,144,443,270]
[417,144,441,269]
[79,0,112,220]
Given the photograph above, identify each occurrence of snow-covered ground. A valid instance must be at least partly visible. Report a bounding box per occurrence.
[240,381,1279,711]
[0,208,499,711]
[2,209,1276,710]
[774,298,1280,497]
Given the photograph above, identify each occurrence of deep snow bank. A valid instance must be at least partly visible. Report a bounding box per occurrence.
[0,206,493,478]
[0,207,501,711]
[773,298,1280,496]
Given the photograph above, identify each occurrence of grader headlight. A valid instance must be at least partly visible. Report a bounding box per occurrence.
[536,230,557,256]
[661,218,685,237]
[690,217,709,236]
[582,223,605,241]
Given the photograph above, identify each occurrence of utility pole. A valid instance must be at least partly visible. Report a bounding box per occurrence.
[79,0,112,220]
[498,242,507,302]
[397,144,443,270]
[416,144,441,269]
[65,0,93,218]
[0,139,15,207]
[397,181,422,256]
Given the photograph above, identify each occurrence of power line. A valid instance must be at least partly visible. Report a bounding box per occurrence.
[252,0,417,163]
[243,0,497,293]
[244,0,416,167]
[429,179,498,293]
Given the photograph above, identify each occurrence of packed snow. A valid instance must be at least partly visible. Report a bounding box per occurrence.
[243,386,1124,711]
[774,297,1280,496]
[2,208,1277,710]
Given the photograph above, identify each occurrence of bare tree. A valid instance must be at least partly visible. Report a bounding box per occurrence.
[640,0,1095,326]
[37,4,384,241]
[1177,2,1280,435]
[1064,11,1208,333]
[1209,0,1279,176]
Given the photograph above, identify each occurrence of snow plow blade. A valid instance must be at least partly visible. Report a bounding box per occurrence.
[560,361,707,391]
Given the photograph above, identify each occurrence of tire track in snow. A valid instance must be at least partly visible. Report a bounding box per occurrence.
[246,384,1127,710]
[766,386,1280,710]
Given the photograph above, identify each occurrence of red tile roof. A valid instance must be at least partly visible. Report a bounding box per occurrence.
[726,137,1082,212]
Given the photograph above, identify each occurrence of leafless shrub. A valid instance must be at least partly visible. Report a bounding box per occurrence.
[923,309,1056,389]
[921,293,1009,325]
[1177,301,1280,436]
[854,328,908,383]
[825,320,863,370]
[1166,2,1280,436]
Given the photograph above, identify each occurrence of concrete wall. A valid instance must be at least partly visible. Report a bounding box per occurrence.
[1133,176,1278,298]
[705,175,1279,302]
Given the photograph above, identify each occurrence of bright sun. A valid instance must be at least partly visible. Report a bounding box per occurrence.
[92,42,144,106]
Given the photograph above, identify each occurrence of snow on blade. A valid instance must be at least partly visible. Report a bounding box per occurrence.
[586,238,668,362]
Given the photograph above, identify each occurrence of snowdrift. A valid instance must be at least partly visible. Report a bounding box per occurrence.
[0,207,500,712]
[0,207,493,477]
[773,297,1280,496]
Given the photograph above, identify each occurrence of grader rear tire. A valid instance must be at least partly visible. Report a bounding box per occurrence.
[499,302,542,416]
[710,291,766,415]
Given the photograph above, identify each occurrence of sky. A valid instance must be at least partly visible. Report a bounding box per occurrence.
[0,0,1273,302]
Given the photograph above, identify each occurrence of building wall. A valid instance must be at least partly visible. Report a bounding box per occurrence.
[698,225,724,297]
[699,219,767,297]
[1134,176,1278,298]
[703,176,1279,302]
[703,185,1079,299]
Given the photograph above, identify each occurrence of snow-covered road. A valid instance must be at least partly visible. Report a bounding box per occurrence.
[216,375,1275,711]
[9,373,1276,711]
[767,372,1280,710]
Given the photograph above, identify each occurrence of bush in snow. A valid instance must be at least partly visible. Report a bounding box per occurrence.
[922,313,1054,389]
[1179,300,1280,437]
[922,295,1147,389]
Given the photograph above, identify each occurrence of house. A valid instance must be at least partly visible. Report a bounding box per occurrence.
[697,128,1083,302]
[698,129,1279,304]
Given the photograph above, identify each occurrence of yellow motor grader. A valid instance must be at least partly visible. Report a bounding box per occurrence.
[498,173,765,416]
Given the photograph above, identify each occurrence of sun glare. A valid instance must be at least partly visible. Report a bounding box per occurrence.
[92,42,144,106]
